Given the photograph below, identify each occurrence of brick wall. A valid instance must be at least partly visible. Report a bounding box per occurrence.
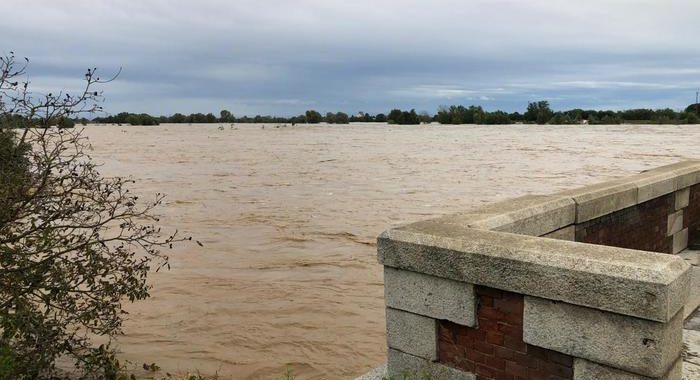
[685,184,700,247]
[575,194,673,253]
[437,286,573,380]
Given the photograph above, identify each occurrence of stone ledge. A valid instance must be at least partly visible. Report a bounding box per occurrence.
[353,365,387,380]
[391,161,700,242]
[633,161,700,203]
[542,225,575,241]
[558,179,638,223]
[664,161,700,190]
[574,358,683,380]
[631,170,678,204]
[676,188,691,210]
[378,226,690,322]
[433,194,575,237]
[387,349,475,380]
[523,296,683,377]
[384,267,477,327]
[386,308,437,360]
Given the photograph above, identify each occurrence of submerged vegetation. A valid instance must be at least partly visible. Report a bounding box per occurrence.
[90,100,700,126]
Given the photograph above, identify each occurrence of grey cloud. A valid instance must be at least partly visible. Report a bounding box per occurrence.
[3,0,700,115]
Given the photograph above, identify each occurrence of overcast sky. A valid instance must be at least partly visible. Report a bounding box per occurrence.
[5,0,700,116]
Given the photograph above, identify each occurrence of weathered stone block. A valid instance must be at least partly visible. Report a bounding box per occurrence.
[632,170,677,204]
[675,188,690,210]
[683,266,700,320]
[679,249,700,266]
[353,366,387,380]
[387,349,475,380]
[378,226,691,322]
[669,161,700,189]
[574,358,682,380]
[386,308,437,360]
[668,210,684,236]
[642,161,700,190]
[437,194,575,237]
[542,225,575,241]
[685,329,700,368]
[384,267,476,326]
[673,228,689,254]
[523,296,683,377]
[559,179,638,223]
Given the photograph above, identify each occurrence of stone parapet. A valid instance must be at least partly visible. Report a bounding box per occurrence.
[370,161,700,380]
[379,226,689,322]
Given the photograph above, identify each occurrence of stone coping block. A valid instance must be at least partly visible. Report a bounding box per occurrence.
[675,188,690,210]
[542,225,575,241]
[385,267,477,326]
[353,366,387,380]
[651,160,700,190]
[558,178,638,223]
[387,349,476,380]
[397,161,700,241]
[632,161,700,203]
[434,194,575,237]
[574,358,682,380]
[523,297,683,377]
[386,308,437,360]
[378,225,690,322]
[668,211,684,236]
[673,229,689,255]
[631,170,678,204]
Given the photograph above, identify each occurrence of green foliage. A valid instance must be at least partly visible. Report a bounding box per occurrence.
[0,128,30,225]
[387,109,420,125]
[219,109,234,123]
[682,112,699,124]
[57,116,76,128]
[90,100,700,127]
[325,112,349,124]
[436,105,483,124]
[548,112,573,125]
[305,110,322,123]
[0,341,17,379]
[525,100,554,124]
[0,53,184,379]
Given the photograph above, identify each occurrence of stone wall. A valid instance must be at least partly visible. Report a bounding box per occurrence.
[375,161,700,380]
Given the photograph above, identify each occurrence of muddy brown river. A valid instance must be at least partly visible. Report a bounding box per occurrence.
[83,122,700,379]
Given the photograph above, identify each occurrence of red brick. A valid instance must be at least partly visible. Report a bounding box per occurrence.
[495,296,523,315]
[498,323,523,339]
[505,361,528,376]
[486,356,506,370]
[503,336,527,353]
[438,286,573,379]
[476,363,498,379]
[575,194,674,253]
[486,331,505,345]
[481,305,506,321]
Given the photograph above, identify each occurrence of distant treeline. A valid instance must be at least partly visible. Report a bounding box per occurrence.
[88,101,700,126]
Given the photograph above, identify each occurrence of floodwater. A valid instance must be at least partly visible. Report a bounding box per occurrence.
[83,122,700,379]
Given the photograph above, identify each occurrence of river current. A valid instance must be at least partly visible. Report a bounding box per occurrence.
[83,122,700,379]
